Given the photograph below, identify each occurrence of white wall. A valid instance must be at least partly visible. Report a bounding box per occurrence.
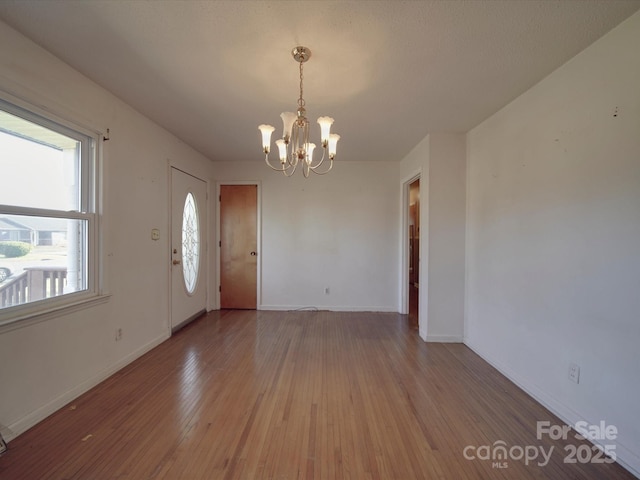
[0,20,216,441]
[465,11,640,476]
[427,134,466,342]
[399,134,466,341]
[212,161,400,312]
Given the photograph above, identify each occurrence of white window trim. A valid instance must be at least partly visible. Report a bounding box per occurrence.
[0,94,109,331]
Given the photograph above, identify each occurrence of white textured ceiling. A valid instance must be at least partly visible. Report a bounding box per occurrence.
[0,1,638,164]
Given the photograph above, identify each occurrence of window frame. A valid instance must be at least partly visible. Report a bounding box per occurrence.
[0,95,107,330]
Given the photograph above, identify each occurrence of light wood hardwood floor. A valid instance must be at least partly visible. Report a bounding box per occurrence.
[0,310,634,479]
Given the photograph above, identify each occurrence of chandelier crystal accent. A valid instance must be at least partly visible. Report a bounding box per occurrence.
[259,46,340,177]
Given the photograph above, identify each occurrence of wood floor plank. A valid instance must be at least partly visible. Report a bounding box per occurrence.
[0,310,635,479]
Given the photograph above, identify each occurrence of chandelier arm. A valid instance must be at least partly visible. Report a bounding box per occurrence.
[291,125,298,167]
[283,161,298,177]
[265,150,298,173]
[309,158,334,175]
[264,154,288,171]
[308,147,327,170]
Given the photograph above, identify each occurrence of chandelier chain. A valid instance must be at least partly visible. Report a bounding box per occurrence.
[298,59,305,108]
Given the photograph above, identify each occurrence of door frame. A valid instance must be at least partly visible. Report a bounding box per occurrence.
[401,171,428,339]
[215,181,261,310]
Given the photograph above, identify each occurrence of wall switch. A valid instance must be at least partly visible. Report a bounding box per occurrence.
[568,363,580,384]
[324,287,330,295]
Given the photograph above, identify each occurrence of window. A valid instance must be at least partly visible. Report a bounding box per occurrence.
[0,98,101,325]
[181,192,200,294]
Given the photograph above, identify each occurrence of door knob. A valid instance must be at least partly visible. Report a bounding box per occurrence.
[172,260,181,265]
[250,251,257,256]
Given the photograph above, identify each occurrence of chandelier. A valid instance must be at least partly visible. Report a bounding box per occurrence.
[259,46,340,177]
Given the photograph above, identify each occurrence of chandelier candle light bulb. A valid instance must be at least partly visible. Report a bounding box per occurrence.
[317,116,334,145]
[259,124,275,153]
[306,143,316,165]
[281,112,297,143]
[259,46,340,177]
[328,133,340,158]
[275,139,287,163]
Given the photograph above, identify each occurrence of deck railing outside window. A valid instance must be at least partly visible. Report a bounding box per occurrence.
[0,267,67,308]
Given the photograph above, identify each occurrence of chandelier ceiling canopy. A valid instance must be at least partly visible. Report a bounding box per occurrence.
[259,46,340,177]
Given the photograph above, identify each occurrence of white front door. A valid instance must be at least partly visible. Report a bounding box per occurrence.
[170,167,207,330]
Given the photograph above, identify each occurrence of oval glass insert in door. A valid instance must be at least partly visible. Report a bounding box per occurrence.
[181,192,200,294]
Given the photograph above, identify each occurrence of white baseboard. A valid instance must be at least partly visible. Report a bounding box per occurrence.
[0,424,12,444]
[464,339,640,479]
[258,305,398,313]
[5,332,170,443]
[426,334,464,343]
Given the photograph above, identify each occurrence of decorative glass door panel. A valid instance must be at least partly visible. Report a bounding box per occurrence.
[181,192,200,294]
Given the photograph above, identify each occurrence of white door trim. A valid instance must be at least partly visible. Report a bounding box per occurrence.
[401,170,428,340]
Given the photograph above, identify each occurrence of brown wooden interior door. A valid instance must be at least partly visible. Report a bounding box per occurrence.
[220,185,257,309]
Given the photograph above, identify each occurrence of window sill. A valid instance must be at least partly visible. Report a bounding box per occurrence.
[0,293,112,335]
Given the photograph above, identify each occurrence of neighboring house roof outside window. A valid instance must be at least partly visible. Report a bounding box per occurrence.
[0,215,67,233]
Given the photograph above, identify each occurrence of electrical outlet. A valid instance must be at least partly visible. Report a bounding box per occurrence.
[568,363,580,384]
[115,328,123,341]
[324,287,330,295]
